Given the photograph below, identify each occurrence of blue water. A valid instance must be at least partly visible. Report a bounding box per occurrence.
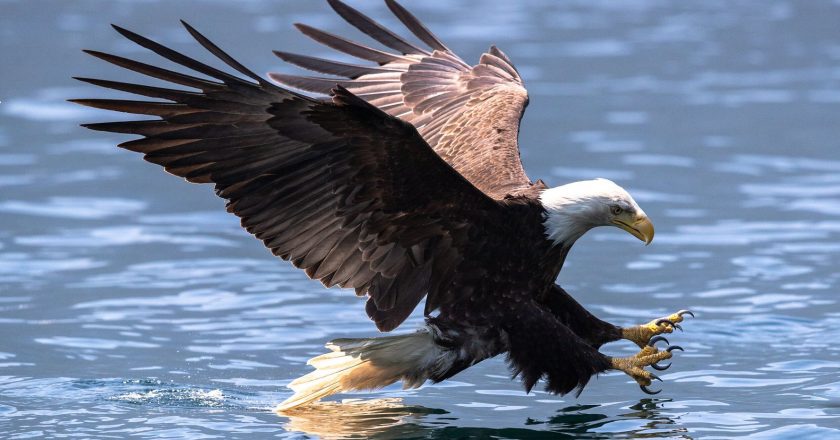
[2,0,839,438]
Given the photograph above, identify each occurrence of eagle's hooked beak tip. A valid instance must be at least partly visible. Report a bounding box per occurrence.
[613,216,654,246]
[637,216,655,245]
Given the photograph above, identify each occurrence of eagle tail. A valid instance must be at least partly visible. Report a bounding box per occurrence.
[275,329,443,412]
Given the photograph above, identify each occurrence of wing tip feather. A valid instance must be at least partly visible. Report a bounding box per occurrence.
[110,23,133,38]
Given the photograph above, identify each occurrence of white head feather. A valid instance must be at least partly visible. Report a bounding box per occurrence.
[539,178,648,246]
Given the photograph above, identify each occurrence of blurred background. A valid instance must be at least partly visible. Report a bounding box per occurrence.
[1,0,839,438]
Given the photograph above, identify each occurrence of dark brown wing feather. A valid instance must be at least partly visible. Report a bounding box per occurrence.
[73,22,504,332]
[270,0,536,199]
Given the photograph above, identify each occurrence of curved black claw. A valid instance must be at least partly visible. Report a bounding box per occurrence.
[678,310,695,318]
[655,318,675,327]
[648,335,670,347]
[651,362,671,371]
[666,345,684,353]
[640,385,662,395]
[655,318,683,332]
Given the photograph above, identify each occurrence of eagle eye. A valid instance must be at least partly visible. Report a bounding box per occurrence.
[610,205,623,216]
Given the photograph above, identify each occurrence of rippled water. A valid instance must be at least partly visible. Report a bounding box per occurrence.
[2,0,839,438]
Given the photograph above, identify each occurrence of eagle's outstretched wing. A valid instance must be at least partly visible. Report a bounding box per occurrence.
[270,0,535,199]
[73,22,504,332]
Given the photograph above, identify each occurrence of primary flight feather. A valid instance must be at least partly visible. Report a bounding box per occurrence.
[73,0,692,411]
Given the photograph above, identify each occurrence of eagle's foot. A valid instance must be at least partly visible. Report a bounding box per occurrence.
[622,309,694,348]
[610,336,683,394]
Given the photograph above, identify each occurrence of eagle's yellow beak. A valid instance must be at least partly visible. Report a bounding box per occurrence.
[612,215,655,245]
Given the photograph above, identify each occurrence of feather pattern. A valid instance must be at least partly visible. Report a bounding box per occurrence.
[272,0,539,199]
[74,5,635,409]
[73,21,511,332]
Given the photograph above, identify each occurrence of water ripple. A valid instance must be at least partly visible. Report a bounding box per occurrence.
[34,337,159,350]
[2,0,840,438]
[0,197,145,220]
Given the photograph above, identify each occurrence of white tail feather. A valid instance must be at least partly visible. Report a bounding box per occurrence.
[276,330,441,412]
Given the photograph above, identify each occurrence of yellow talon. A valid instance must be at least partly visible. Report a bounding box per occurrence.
[611,345,675,394]
[622,309,694,348]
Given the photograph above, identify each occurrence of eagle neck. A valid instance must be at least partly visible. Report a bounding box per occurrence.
[531,235,575,289]
[538,186,598,248]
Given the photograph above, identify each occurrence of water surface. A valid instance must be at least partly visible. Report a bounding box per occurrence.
[1,0,839,438]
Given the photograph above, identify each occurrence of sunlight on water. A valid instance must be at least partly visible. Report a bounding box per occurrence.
[112,386,227,407]
[0,197,145,220]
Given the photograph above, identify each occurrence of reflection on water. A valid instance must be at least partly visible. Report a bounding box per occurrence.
[2,0,840,438]
[278,398,692,440]
[280,398,442,440]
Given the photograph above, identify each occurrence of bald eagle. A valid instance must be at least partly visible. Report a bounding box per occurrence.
[73,0,692,411]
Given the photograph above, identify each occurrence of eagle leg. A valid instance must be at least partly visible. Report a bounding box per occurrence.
[544,285,624,348]
[621,309,694,348]
[610,336,683,394]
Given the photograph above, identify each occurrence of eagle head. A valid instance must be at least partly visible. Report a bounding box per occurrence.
[539,178,654,247]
